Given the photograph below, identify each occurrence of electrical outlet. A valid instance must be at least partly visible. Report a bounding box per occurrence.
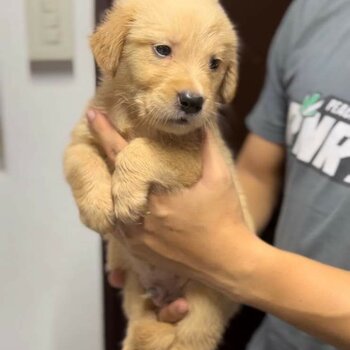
[27,0,73,61]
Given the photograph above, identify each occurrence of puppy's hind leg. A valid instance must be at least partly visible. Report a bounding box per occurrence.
[122,271,177,350]
[123,319,176,350]
[170,281,239,350]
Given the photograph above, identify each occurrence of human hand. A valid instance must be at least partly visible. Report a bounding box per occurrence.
[120,130,256,293]
[87,109,128,163]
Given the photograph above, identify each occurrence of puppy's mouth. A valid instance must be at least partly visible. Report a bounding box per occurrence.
[168,111,202,125]
[168,116,191,125]
[154,110,206,135]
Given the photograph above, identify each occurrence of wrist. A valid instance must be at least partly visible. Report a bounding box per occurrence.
[233,238,279,304]
[201,222,271,302]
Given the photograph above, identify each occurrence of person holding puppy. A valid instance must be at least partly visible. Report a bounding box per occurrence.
[88,0,350,349]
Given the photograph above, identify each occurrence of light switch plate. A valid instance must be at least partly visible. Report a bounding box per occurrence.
[27,0,73,61]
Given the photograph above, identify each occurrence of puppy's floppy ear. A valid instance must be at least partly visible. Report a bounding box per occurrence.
[90,0,134,76]
[220,37,239,104]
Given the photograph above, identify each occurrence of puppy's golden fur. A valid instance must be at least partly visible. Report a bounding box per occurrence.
[64,0,253,349]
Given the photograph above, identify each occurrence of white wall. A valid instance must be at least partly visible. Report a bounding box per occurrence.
[0,1,103,350]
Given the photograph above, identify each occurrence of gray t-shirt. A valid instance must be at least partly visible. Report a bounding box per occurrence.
[246,1,350,349]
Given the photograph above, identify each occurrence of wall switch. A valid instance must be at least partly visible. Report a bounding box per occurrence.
[27,0,73,61]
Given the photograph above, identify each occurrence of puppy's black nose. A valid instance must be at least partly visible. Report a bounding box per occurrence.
[178,91,204,114]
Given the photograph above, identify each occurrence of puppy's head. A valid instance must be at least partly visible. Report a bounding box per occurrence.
[91,0,239,135]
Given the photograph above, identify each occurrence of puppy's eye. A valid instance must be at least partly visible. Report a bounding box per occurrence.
[209,57,221,70]
[153,45,172,58]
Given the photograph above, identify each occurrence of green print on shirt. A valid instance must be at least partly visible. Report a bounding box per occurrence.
[300,93,323,117]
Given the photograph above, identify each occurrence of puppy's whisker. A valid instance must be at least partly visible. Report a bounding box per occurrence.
[207,97,224,108]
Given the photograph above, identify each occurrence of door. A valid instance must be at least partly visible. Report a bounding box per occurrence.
[95,1,292,349]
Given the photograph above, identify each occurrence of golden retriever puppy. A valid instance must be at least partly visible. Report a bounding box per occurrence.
[64,0,253,349]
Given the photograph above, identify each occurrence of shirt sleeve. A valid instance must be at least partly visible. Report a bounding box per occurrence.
[246,0,301,145]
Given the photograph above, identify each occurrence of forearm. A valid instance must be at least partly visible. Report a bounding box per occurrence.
[209,227,350,349]
[236,133,284,232]
[236,166,281,232]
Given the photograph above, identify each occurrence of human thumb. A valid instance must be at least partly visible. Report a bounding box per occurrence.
[200,129,231,185]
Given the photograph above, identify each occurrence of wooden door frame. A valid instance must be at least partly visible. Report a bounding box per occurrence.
[94,3,127,350]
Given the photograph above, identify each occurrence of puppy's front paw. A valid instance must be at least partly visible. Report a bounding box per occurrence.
[112,171,148,224]
[79,195,115,235]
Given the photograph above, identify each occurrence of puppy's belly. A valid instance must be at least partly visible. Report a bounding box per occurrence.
[131,257,188,307]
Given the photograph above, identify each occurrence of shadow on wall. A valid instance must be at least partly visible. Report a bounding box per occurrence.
[30,61,74,76]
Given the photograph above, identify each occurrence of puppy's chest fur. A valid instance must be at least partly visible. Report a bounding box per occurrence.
[93,91,204,188]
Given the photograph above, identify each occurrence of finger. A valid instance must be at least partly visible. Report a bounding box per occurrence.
[158,298,189,323]
[107,269,126,289]
[117,221,144,239]
[200,129,231,184]
[87,109,128,159]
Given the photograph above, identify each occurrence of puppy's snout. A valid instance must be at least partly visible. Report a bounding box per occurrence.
[178,91,204,114]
